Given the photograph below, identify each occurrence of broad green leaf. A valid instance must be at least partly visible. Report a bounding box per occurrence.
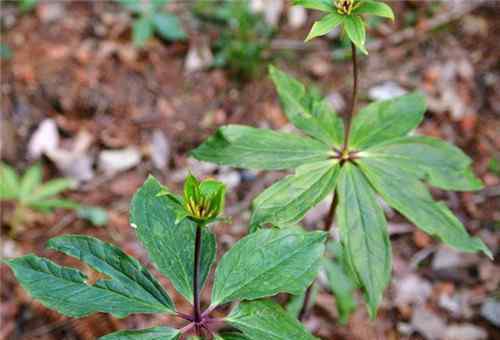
[4,253,172,318]
[29,199,79,211]
[47,235,174,313]
[130,176,216,303]
[19,164,42,201]
[324,241,357,324]
[269,66,344,147]
[358,158,492,258]
[211,228,326,306]
[293,0,335,12]
[28,178,75,202]
[226,300,317,340]
[133,16,153,47]
[0,162,19,199]
[305,13,344,42]
[153,13,186,41]
[336,163,391,317]
[362,136,483,191]
[191,125,331,170]
[352,0,394,20]
[250,160,340,227]
[344,15,367,54]
[348,92,427,149]
[100,326,180,340]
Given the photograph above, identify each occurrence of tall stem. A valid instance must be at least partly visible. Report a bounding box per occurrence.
[300,42,359,322]
[342,42,359,152]
[193,225,202,325]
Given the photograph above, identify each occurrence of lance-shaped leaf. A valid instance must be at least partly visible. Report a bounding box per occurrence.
[250,160,340,228]
[133,16,153,47]
[191,125,331,170]
[352,0,394,20]
[269,66,344,147]
[46,235,174,313]
[0,162,20,199]
[4,251,173,318]
[19,164,42,200]
[100,326,180,340]
[336,163,391,317]
[153,13,186,41]
[344,15,367,54]
[216,332,250,340]
[226,300,317,340]
[358,158,492,258]
[324,241,358,324]
[130,176,216,303]
[348,92,427,149]
[361,136,483,191]
[211,228,326,306]
[293,0,335,12]
[305,13,344,42]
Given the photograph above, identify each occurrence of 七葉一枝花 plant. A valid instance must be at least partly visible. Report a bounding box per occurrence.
[4,174,327,339]
[191,0,493,323]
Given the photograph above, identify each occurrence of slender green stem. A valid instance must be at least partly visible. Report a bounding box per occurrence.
[193,225,203,326]
[300,42,359,322]
[342,42,359,152]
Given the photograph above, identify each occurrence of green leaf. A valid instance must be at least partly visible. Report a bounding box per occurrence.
[361,136,483,191]
[305,13,344,42]
[19,0,38,12]
[211,228,326,306]
[100,326,180,340]
[5,253,172,319]
[47,235,175,313]
[216,332,250,340]
[19,164,42,201]
[0,162,20,199]
[286,283,318,319]
[191,125,332,170]
[250,160,340,227]
[336,163,391,317]
[77,206,109,226]
[269,66,344,147]
[323,241,357,324]
[358,158,492,259]
[29,199,79,212]
[348,92,427,149]
[28,178,75,202]
[133,16,154,47]
[352,0,394,20]
[153,13,186,41]
[226,300,317,340]
[130,176,216,303]
[0,43,12,60]
[344,15,367,54]
[293,0,335,12]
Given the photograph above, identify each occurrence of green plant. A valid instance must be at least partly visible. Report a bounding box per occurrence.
[193,0,274,79]
[18,0,38,12]
[0,162,77,232]
[117,0,186,47]
[191,0,492,323]
[0,162,108,231]
[4,174,326,338]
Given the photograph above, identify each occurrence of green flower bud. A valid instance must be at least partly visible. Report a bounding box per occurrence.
[183,173,226,224]
[335,0,360,15]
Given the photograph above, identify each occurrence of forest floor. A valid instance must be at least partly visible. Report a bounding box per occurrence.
[1,1,499,339]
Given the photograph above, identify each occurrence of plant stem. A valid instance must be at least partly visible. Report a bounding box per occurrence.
[300,42,358,322]
[342,42,359,152]
[193,224,203,326]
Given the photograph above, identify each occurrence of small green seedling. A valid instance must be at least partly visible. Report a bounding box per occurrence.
[18,0,38,12]
[4,174,326,339]
[192,0,492,323]
[117,0,186,47]
[0,162,77,233]
[194,0,274,79]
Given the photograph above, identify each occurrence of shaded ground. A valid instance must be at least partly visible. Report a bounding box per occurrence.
[1,1,499,339]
